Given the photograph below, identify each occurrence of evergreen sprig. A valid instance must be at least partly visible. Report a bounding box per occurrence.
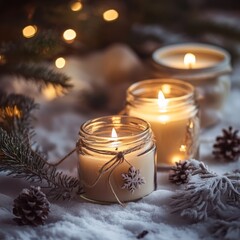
[0,30,72,93]
[0,128,82,200]
[210,218,240,240]
[0,91,37,136]
[0,30,63,62]
[170,160,240,221]
[0,63,72,90]
[0,92,82,200]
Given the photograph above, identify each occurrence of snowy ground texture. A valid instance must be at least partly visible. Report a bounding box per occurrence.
[0,45,240,240]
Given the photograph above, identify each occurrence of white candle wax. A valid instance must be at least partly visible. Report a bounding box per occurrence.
[128,104,194,166]
[152,43,229,70]
[78,116,156,203]
[151,43,232,128]
[79,146,155,202]
[125,79,200,167]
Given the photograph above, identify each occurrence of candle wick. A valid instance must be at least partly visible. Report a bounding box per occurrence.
[115,147,118,151]
[188,63,192,69]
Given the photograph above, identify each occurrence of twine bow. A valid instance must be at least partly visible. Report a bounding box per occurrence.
[48,137,151,206]
[77,139,150,206]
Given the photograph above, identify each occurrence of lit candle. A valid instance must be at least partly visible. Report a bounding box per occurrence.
[125,79,200,167]
[111,127,119,150]
[151,43,232,128]
[77,116,156,203]
[184,53,196,69]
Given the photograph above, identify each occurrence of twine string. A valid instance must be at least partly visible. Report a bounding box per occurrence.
[46,135,152,205]
[77,138,151,205]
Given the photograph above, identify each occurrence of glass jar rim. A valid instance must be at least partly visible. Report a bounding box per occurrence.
[152,42,231,72]
[79,115,151,141]
[127,78,195,103]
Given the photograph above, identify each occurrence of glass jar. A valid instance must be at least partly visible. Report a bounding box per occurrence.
[77,115,156,204]
[150,43,232,128]
[124,78,200,168]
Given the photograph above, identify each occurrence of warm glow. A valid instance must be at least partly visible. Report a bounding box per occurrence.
[172,155,182,163]
[0,55,6,64]
[103,9,119,21]
[111,116,121,124]
[179,145,186,152]
[111,128,118,138]
[158,115,169,124]
[22,25,37,38]
[1,106,21,118]
[184,53,196,69]
[43,85,64,100]
[55,57,66,69]
[63,29,77,42]
[70,1,83,11]
[158,91,167,108]
[162,84,171,94]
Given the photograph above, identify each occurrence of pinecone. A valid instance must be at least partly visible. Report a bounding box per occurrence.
[213,126,240,161]
[169,160,191,185]
[13,186,50,226]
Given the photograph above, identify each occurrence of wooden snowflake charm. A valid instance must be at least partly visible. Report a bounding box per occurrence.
[121,166,145,193]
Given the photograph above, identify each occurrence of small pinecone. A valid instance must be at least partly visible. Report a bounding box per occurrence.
[13,186,50,226]
[169,160,191,185]
[213,126,240,161]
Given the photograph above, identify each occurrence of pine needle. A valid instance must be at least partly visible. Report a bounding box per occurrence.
[170,160,240,222]
[0,91,37,136]
[0,128,82,200]
[0,92,82,200]
[0,63,72,91]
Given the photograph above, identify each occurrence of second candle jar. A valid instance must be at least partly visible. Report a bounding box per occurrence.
[124,79,200,167]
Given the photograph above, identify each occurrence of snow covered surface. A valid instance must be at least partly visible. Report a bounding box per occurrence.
[0,45,240,240]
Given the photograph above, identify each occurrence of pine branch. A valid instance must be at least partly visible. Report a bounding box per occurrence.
[0,63,72,90]
[170,160,240,222]
[0,30,63,62]
[0,92,82,200]
[0,30,72,92]
[210,218,240,240]
[0,128,83,200]
[0,92,37,137]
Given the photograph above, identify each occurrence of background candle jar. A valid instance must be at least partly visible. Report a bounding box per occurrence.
[149,43,232,128]
[77,115,156,204]
[124,79,200,168]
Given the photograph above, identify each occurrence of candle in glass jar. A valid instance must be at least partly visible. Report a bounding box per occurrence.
[150,43,232,128]
[77,115,156,203]
[125,79,200,167]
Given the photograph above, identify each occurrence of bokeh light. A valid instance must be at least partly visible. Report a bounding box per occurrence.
[63,29,77,42]
[22,25,37,38]
[55,57,66,69]
[70,1,83,11]
[103,9,119,21]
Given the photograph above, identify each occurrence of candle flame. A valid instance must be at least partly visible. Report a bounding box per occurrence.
[111,128,118,138]
[184,53,196,69]
[158,91,167,108]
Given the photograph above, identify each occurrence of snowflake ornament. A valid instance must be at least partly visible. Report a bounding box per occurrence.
[121,166,145,193]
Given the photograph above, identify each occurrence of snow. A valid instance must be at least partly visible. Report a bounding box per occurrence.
[0,46,240,240]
